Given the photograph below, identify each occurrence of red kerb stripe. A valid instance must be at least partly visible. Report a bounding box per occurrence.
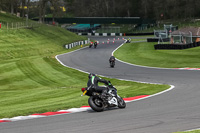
[0,120,11,123]
[31,111,71,116]
[80,106,90,108]
[123,95,149,101]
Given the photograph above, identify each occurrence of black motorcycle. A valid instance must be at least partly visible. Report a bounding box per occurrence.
[94,42,97,48]
[110,59,115,68]
[81,81,126,112]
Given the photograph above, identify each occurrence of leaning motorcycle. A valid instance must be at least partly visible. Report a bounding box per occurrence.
[81,81,126,112]
[126,38,131,43]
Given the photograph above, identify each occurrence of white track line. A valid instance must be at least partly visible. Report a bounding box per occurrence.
[55,40,175,100]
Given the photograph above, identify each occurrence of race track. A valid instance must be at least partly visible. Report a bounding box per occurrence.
[1,36,200,133]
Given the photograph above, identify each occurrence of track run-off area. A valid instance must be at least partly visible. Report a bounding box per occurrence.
[1,36,200,133]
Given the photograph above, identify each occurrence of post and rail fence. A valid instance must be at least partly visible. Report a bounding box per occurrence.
[0,21,43,30]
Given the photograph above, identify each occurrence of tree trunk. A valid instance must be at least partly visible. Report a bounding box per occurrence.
[10,0,14,14]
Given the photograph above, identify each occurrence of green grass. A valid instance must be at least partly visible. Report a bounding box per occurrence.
[115,41,200,68]
[0,12,25,23]
[174,130,200,133]
[0,56,168,118]
[0,50,169,119]
[0,12,170,119]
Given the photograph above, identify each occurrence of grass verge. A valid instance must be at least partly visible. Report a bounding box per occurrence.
[115,41,200,68]
[174,130,200,133]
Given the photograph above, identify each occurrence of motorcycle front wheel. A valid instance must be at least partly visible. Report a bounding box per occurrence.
[88,96,104,112]
[118,97,126,108]
[110,62,115,68]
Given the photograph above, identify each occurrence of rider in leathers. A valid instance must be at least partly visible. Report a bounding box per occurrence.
[109,55,115,63]
[87,73,109,99]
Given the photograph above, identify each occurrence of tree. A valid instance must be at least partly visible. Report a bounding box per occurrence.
[38,0,48,23]
[1,0,200,21]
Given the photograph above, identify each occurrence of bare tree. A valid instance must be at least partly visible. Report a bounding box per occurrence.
[38,0,48,23]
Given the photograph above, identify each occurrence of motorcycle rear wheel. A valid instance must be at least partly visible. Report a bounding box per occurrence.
[88,96,104,112]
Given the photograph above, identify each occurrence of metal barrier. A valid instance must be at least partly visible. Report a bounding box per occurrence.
[65,39,90,49]
[77,33,123,36]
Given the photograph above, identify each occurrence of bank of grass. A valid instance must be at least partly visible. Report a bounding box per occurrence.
[0,12,169,119]
[0,51,169,119]
[0,55,168,118]
[115,41,200,68]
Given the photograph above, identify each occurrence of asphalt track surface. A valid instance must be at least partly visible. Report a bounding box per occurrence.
[1,36,200,133]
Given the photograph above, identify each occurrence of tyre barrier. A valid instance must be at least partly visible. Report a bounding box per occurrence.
[154,42,200,50]
[65,40,89,49]
[77,33,123,36]
[125,32,154,36]
[147,38,170,42]
[77,32,154,36]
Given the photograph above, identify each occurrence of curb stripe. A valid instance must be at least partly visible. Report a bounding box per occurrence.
[0,95,152,123]
[123,95,149,101]
[31,111,71,116]
[0,120,11,123]
[175,68,200,70]
[80,106,90,108]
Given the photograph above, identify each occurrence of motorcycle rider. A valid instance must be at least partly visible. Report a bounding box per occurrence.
[94,41,97,48]
[109,54,115,64]
[87,73,109,100]
[89,42,93,48]
[126,38,131,43]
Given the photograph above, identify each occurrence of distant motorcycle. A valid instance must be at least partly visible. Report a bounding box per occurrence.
[81,81,126,112]
[94,42,97,48]
[110,59,115,68]
[126,38,131,43]
[89,42,93,48]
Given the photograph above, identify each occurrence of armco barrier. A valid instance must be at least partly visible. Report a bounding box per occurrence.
[65,39,89,49]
